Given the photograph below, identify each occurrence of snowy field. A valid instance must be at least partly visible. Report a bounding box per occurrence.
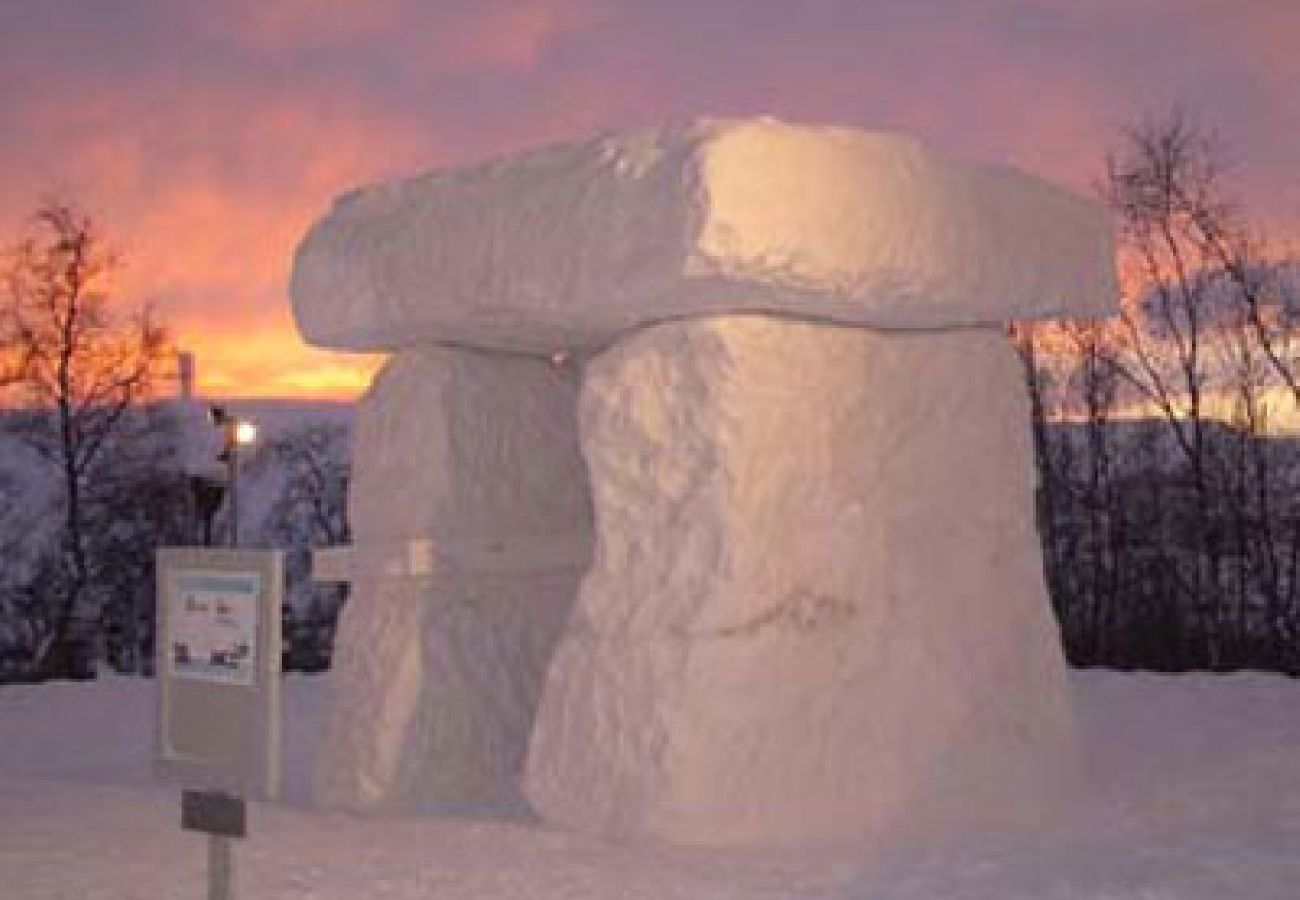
[2,671,1299,899]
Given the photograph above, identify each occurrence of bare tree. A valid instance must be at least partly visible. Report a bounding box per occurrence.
[1107,112,1297,427]
[1103,111,1300,667]
[1013,111,1299,672]
[0,202,171,677]
[1012,314,1129,661]
[1103,113,1236,663]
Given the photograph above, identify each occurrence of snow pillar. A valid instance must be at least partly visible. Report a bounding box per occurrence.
[314,346,592,810]
[525,315,1074,844]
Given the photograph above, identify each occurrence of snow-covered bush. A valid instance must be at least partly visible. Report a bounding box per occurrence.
[0,405,191,680]
[251,421,351,673]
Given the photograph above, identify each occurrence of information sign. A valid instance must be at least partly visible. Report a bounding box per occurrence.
[156,548,282,801]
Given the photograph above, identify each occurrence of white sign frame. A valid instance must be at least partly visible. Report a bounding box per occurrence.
[156,548,283,800]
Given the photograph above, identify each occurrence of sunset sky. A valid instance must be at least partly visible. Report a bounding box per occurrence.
[1,0,1296,399]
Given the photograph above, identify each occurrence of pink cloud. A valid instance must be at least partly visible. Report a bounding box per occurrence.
[196,0,406,51]
[445,0,607,72]
[197,0,607,75]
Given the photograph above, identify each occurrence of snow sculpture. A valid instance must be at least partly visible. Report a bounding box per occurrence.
[290,117,1116,843]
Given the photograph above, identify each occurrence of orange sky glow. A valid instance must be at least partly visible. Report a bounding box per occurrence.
[1,0,1296,400]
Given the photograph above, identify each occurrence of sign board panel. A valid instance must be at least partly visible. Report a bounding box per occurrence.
[156,548,282,800]
[170,570,260,685]
[182,790,247,838]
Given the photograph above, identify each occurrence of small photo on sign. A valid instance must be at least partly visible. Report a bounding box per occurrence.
[170,571,261,686]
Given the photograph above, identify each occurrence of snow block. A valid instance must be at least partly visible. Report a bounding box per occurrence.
[314,347,592,810]
[525,316,1075,844]
[290,118,1116,354]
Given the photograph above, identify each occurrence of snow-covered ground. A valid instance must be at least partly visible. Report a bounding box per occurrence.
[2,670,1299,899]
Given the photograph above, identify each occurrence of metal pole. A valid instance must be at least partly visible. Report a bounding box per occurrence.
[208,833,233,900]
[228,440,239,548]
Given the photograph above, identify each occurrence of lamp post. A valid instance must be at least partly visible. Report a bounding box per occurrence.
[209,407,257,548]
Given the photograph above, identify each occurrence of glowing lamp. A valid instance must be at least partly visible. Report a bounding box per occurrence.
[234,419,258,446]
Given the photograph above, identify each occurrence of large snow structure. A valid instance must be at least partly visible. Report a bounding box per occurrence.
[289,117,1116,843]
[312,348,592,810]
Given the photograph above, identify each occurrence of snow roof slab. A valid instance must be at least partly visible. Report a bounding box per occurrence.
[290,118,1117,354]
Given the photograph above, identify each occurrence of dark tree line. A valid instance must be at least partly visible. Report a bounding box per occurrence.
[1014,112,1300,673]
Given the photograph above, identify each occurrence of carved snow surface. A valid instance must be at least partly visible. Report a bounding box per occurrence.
[525,316,1075,845]
[314,347,593,811]
[291,117,1115,353]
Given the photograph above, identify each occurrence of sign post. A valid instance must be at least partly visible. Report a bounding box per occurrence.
[156,548,282,900]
